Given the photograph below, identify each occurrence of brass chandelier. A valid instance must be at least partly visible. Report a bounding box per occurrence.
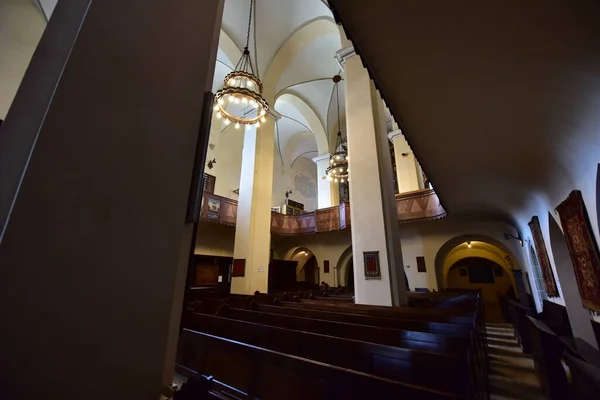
[213,0,268,129]
[325,75,349,183]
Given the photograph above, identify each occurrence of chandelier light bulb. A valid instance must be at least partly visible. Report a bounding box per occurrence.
[260,109,266,116]
[340,178,344,183]
[224,118,230,125]
[249,99,256,106]
[242,97,248,104]
[216,112,222,119]
[247,80,254,88]
[213,104,219,111]
[234,97,240,104]
[334,178,339,182]
[218,98,224,105]
[253,103,259,109]
[235,123,240,129]
[256,122,261,128]
[261,117,266,123]
[228,95,234,103]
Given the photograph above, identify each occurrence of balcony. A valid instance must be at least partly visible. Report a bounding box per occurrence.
[199,189,446,236]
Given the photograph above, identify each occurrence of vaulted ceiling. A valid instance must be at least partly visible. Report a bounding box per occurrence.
[329,0,600,229]
[216,0,344,167]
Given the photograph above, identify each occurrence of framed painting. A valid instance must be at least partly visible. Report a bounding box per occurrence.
[363,251,381,280]
[232,259,246,277]
[207,198,221,219]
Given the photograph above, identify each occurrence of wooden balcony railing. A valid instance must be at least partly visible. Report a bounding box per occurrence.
[199,189,445,236]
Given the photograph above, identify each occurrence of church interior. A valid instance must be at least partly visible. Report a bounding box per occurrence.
[1,0,600,399]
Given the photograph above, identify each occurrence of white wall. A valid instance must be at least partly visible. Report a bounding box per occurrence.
[0,0,46,119]
[272,154,318,211]
[399,215,526,291]
[204,117,244,199]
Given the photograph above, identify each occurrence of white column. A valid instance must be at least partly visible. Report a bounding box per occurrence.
[336,46,408,306]
[388,130,422,193]
[312,153,335,209]
[0,0,224,397]
[231,113,277,295]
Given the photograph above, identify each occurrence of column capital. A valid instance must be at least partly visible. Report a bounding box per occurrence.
[387,129,404,143]
[312,153,331,164]
[334,45,356,69]
[269,108,282,121]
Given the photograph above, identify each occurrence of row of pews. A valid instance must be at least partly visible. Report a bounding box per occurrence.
[508,299,600,399]
[174,289,490,399]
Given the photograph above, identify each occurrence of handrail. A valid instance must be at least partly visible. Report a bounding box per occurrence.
[199,189,445,235]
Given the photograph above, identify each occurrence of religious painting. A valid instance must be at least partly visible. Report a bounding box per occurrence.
[556,190,600,311]
[528,216,560,297]
[324,260,330,274]
[207,198,221,219]
[363,251,381,280]
[232,259,246,277]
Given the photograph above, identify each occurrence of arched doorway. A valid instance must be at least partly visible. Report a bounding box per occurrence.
[437,238,520,322]
[285,247,319,289]
[446,256,515,321]
[345,256,354,289]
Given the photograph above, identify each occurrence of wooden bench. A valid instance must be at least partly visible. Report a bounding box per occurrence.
[182,311,473,397]
[176,328,460,399]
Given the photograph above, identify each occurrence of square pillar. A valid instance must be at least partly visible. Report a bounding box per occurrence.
[312,153,336,208]
[337,46,408,306]
[388,130,422,193]
[231,115,276,295]
[0,1,224,398]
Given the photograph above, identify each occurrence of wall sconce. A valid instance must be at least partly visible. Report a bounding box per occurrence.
[466,241,472,248]
[285,190,293,198]
[401,152,409,157]
[504,232,524,246]
[207,158,216,169]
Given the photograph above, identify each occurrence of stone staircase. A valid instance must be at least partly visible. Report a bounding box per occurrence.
[486,322,545,400]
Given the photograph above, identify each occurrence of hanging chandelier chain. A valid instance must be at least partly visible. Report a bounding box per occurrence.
[245,0,254,50]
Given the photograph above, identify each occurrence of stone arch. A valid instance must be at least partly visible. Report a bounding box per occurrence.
[335,245,353,287]
[275,93,328,156]
[263,17,340,103]
[283,246,320,283]
[547,212,597,347]
[434,234,521,290]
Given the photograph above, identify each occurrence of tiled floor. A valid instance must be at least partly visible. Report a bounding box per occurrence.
[487,322,545,400]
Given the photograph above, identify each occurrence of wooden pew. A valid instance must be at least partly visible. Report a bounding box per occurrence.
[527,316,568,399]
[176,328,460,400]
[182,311,472,397]
[508,299,534,353]
[565,353,600,400]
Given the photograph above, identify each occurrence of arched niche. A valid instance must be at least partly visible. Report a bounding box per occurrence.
[283,246,319,284]
[547,212,597,348]
[334,245,353,287]
[434,234,521,290]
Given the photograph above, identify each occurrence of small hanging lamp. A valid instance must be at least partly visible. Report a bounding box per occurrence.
[213,0,268,128]
[325,75,349,183]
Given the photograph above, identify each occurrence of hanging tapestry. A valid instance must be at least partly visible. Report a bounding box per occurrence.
[528,216,560,297]
[556,190,600,312]
[363,251,381,280]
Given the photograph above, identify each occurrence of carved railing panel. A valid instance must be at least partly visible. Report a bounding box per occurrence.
[396,189,446,222]
[199,190,444,235]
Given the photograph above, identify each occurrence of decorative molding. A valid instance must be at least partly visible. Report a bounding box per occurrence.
[387,129,404,143]
[269,108,282,121]
[334,45,356,69]
[312,153,332,164]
